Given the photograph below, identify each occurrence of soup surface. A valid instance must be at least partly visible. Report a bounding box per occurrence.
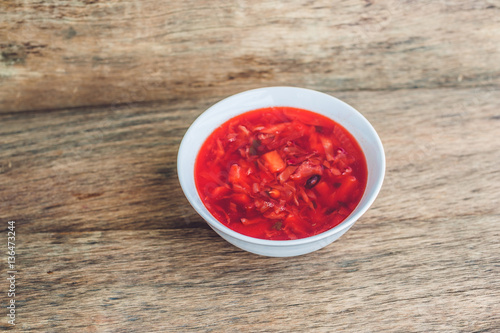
[195,107,367,240]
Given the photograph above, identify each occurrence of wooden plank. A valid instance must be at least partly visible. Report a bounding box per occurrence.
[3,214,498,332]
[2,0,500,112]
[1,87,499,233]
[2,2,499,331]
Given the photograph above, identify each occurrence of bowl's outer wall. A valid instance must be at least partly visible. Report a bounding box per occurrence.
[178,87,385,257]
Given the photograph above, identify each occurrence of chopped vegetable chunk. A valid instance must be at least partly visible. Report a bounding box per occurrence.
[262,150,286,173]
[195,107,367,240]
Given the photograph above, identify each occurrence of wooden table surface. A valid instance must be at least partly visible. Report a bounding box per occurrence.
[1,1,499,332]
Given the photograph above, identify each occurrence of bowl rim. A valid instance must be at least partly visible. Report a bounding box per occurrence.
[177,86,385,247]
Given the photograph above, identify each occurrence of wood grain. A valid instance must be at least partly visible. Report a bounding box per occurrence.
[1,87,499,332]
[1,87,499,232]
[1,0,500,331]
[7,214,500,332]
[1,0,500,112]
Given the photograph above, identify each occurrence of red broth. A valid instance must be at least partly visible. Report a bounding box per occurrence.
[195,107,367,240]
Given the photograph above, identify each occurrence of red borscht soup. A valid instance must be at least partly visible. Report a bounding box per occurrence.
[195,107,367,240]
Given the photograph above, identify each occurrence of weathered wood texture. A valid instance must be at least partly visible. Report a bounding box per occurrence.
[1,0,500,112]
[1,87,499,332]
[1,87,499,233]
[1,0,500,332]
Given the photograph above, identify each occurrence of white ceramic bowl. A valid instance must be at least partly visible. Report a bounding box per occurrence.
[177,87,385,257]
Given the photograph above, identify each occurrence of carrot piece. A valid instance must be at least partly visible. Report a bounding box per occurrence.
[232,193,251,205]
[261,150,286,173]
[334,176,358,203]
[284,214,309,238]
[212,186,230,199]
[308,131,322,154]
[314,181,330,198]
